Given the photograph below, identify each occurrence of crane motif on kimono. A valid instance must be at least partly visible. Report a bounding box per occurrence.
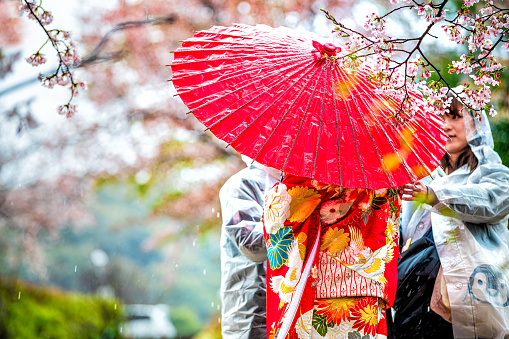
[329,225,394,284]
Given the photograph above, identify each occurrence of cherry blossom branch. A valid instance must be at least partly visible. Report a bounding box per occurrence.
[323,0,508,120]
[78,16,176,67]
[19,0,177,118]
[20,0,83,118]
[380,5,415,19]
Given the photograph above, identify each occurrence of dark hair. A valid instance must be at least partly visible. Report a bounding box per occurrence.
[440,96,478,173]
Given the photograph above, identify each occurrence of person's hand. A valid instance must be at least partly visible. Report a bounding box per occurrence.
[399,181,429,203]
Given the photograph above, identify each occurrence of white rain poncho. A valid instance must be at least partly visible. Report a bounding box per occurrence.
[400,110,509,339]
[219,159,281,339]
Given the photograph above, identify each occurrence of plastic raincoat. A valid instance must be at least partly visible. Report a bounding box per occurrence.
[219,160,281,339]
[400,111,509,339]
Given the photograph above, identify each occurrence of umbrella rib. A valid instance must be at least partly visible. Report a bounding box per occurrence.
[183,58,314,116]
[334,70,369,189]
[248,62,323,163]
[172,50,310,66]
[362,93,435,180]
[344,78,393,188]
[350,86,416,185]
[176,56,312,108]
[311,65,329,180]
[282,62,326,173]
[205,59,316,132]
[176,54,308,95]
[187,32,311,43]
[356,81,446,167]
[172,53,308,82]
[176,46,311,54]
[335,68,394,187]
[403,118,446,168]
[398,127,434,177]
[192,29,313,44]
[372,91,446,154]
[406,117,447,154]
[354,81,446,155]
[331,69,342,187]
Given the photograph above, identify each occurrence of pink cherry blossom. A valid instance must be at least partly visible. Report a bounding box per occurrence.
[26,52,46,66]
[57,104,77,118]
[21,0,85,115]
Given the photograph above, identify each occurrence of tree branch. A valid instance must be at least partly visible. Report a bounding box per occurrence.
[78,16,177,67]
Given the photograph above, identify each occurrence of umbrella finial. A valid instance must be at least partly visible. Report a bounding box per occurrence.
[312,40,340,56]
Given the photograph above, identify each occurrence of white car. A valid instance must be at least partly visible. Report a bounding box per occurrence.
[122,304,177,339]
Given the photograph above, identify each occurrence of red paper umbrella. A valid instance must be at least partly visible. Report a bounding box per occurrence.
[171,24,447,189]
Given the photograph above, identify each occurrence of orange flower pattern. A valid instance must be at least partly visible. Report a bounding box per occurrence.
[315,297,357,325]
[350,298,383,337]
[294,297,387,338]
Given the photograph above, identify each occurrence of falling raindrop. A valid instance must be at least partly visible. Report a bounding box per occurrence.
[218,317,221,323]
[217,304,220,311]
[75,265,77,272]
[18,292,21,299]
[211,302,214,308]
[114,304,117,310]
[211,207,215,213]
[120,327,123,333]
[203,269,207,275]
[175,263,179,268]
[192,240,196,247]
[217,212,220,218]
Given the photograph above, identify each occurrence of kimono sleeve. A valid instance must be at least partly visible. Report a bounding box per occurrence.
[430,164,509,224]
[219,175,267,263]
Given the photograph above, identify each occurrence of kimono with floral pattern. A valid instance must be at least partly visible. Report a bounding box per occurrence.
[263,175,401,339]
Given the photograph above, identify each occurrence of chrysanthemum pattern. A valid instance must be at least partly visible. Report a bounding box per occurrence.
[264,183,292,234]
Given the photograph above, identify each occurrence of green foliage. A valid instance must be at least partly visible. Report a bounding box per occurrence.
[163,234,221,323]
[191,313,221,339]
[491,118,509,167]
[312,310,334,337]
[170,306,202,338]
[0,278,124,339]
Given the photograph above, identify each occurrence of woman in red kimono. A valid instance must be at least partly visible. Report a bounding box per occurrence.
[263,174,401,339]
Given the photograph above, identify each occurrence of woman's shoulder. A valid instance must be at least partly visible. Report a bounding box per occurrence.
[476,147,509,174]
[475,146,506,167]
[469,159,509,184]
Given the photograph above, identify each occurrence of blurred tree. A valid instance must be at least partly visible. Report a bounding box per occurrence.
[1,0,356,274]
[0,2,358,334]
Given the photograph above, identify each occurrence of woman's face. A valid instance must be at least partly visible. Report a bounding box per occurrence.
[443,109,469,158]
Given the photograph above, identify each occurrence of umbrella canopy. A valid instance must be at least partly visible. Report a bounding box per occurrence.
[170,24,447,189]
